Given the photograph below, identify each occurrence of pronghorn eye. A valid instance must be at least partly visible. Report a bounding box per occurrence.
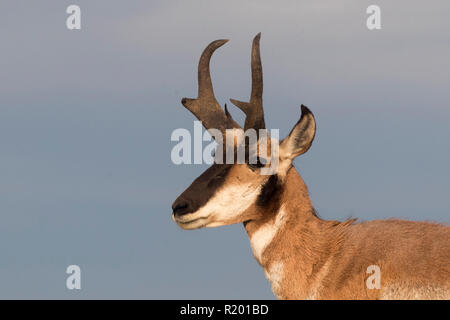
[248,157,266,170]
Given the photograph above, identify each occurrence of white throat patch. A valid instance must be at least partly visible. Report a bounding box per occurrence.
[249,207,287,263]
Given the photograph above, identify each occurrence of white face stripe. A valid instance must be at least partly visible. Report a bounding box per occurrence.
[249,207,287,263]
[191,182,262,227]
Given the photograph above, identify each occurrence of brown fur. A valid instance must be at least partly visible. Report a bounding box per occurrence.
[243,168,450,299]
[174,34,450,300]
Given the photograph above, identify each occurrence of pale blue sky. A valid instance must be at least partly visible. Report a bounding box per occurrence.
[0,0,449,298]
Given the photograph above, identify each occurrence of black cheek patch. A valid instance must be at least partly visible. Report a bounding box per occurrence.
[189,164,232,211]
[257,174,282,207]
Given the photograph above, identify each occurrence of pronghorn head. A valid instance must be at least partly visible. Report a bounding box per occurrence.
[172,33,316,230]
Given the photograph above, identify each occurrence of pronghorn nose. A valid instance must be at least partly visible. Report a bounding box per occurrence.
[172,199,193,217]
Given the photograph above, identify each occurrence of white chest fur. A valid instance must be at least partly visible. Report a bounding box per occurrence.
[249,207,287,263]
[264,261,285,298]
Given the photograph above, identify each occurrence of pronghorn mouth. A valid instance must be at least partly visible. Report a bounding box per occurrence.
[172,213,207,229]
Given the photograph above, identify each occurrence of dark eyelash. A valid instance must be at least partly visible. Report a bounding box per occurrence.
[248,157,266,170]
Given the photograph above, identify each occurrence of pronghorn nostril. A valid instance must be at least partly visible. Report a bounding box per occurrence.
[172,200,192,216]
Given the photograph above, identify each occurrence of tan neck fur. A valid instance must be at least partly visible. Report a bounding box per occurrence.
[243,167,450,300]
[244,168,352,299]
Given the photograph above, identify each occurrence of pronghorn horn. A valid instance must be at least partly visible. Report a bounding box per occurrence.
[230,33,266,132]
[181,39,241,137]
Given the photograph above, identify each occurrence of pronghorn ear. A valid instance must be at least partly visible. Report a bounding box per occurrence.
[279,105,316,161]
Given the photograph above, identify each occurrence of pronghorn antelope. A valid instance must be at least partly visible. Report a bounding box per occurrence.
[172,34,450,299]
